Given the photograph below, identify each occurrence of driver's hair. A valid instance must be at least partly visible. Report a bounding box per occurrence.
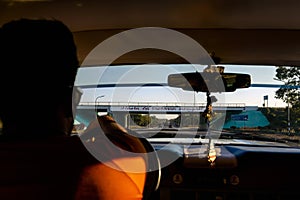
[0,18,79,134]
[0,18,79,96]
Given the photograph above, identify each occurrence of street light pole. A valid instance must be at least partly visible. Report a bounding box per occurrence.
[95,95,106,116]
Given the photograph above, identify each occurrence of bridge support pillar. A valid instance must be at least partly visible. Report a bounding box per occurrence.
[112,112,129,128]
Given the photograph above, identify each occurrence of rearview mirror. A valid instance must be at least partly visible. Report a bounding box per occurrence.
[168,71,251,92]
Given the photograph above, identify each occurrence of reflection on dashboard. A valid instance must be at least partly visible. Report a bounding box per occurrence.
[149,140,300,200]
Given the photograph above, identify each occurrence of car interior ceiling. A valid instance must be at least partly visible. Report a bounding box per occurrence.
[1,0,300,66]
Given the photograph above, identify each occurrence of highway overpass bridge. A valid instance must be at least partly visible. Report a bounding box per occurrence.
[77,102,257,113]
[76,102,257,128]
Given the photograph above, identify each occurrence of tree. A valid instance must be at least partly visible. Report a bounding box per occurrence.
[275,66,300,107]
[130,114,151,127]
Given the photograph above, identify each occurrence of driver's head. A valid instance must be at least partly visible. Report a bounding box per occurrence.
[0,18,80,136]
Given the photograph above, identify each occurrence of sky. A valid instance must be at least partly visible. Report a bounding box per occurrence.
[74,64,287,108]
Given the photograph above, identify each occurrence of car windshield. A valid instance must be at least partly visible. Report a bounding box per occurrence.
[73,64,300,148]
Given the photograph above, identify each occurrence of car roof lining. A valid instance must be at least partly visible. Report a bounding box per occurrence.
[73,28,300,67]
[1,0,300,67]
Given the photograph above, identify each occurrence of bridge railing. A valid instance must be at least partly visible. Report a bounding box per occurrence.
[79,101,246,108]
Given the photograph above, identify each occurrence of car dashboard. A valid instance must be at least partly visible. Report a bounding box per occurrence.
[148,139,300,200]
